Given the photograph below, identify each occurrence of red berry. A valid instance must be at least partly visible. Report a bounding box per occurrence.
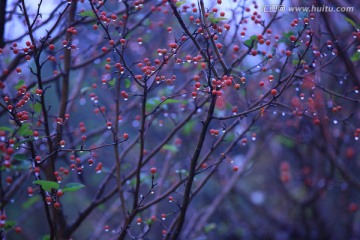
[349,203,358,213]
[15,226,22,233]
[150,167,157,174]
[54,202,61,209]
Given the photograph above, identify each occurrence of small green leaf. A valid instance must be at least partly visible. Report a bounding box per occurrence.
[146,98,160,112]
[4,220,16,230]
[162,144,178,153]
[283,31,294,39]
[80,86,91,94]
[163,99,186,104]
[244,39,253,48]
[42,235,51,240]
[0,126,13,133]
[175,0,186,7]
[33,180,59,192]
[22,195,41,209]
[15,80,25,90]
[14,138,35,148]
[183,120,196,136]
[145,219,153,225]
[250,35,257,41]
[244,35,257,48]
[33,102,42,113]
[351,51,360,62]
[275,135,295,148]
[204,223,216,233]
[345,17,359,30]
[292,59,300,65]
[79,10,95,18]
[209,17,228,24]
[18,123,33,136]
[13,154,28,161]
[278,31,294,43]
[108,78,116,87]
[62,183,85,192]
[125,78,131,88]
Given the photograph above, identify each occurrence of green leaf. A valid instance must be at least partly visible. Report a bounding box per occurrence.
[351,51,360,62]
[14,137,35,149]
[62,183,85,193]
[244,39,253,48]
[278,31,294,43]
[22,195,41,209]
[162,144,178,153]
[345,17,359,30]
[33,102,42,113]
[42,235,51,240]
[163,99,186,104]
[282,31,294,39]
[175,0,186,7]
[209,17,228,24]
[79,10,95,18]
[275,135,295,148]
[292,59,300,65]
[146,98,160,112]
[183,120,196,136]
[15,80,25,90]
[108,78,116,87]
[12,154,28,161]
[0,126,13,133]
[125,78,131,88]
[80,86,91,94]
[244,35,257,49]
[18,123,33,136]
[204,223,216,233]
[33,180,59,192]
[4,220,16,230]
